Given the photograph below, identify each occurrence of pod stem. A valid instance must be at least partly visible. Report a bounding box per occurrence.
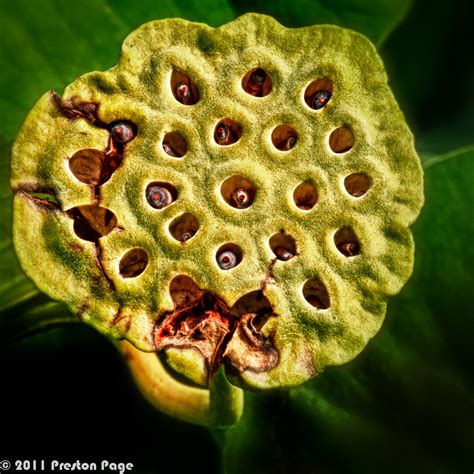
[114,340,244,428]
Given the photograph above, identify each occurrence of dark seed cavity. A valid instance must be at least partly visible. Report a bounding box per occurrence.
[303,278,330,309]
[171,70,200,106]
[221,176,256,209]
[329,127,354,153]
[304,78,333,110]
[216,243,242,270]
[269,232,297,261]
[334,228,361,257]
[162,131,187,158]
[344,173,370,197]
[169,213,200,242]
[232,291,273,324]
[119,248,149,278]
[241,67,272,97]
[293,181,318,210]
[271,125,297,151]
[67,205,117,243]
[68,149,106,186]
[214,119,242,146]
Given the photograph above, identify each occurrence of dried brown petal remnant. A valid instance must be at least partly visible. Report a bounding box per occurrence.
[154,277,278,382]
[51,90,101,123]
[223,313,279,373]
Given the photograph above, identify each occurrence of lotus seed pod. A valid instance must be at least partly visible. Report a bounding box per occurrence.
[10,13,423,390]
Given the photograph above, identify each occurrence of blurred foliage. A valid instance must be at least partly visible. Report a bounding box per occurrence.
[0,0,473,473]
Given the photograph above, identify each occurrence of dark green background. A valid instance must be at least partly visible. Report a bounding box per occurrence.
[1,1,473,473]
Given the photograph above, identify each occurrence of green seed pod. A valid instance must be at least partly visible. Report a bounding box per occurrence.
[10,14,423,390]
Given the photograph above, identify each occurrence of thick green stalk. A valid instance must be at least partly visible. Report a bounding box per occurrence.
[115,340,244,428]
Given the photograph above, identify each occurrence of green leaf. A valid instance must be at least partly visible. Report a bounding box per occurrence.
[0,137,39,311]
[223,148,474,473]
[381,0,474,159]
[229,0,412,46]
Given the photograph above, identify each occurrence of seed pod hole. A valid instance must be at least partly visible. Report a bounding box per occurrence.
[146,182,178,210]
[214,119,242,146]
[68,149,106,186]
[119,248,149,278]
[329,126,354,153]
[303,278,330,309]
[269,232,297,261]
[241,67,272,97]
[304,78,333,110]
[293,181,318,210]
[271,125,297,151]
[169,213,200,242]
[109,121,137,144]
[216,243,242,270]
[67,205,117,243]
[232,290,273,328]
[334,228,360,257]
[162,132,188,158]
[171,69,200,105]
[220,175,256,209]
[344,173,370,197]
[169,275,204,309]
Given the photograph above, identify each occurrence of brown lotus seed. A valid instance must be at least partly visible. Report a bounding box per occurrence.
[110,122,136,144]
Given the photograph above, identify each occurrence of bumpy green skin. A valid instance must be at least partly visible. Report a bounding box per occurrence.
[11,14,423,390]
